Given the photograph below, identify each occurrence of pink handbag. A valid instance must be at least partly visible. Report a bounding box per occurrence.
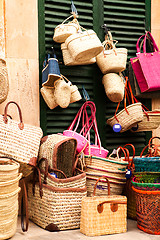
[63,101,95,154]
[130,31,160,93]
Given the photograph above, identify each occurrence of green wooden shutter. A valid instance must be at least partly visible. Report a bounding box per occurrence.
[38,0,151,155]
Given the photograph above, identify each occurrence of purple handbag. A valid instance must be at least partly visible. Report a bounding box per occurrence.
[130,31,160,93]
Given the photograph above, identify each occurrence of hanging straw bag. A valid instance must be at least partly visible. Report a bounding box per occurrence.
[102,73,125,102]
[65,28,103,62]
[96,31,127,74]
[53,15,80,43]
[0,101,43,177]
[61,43,96,66]
[107,77,143,132]
[40,86,58,110]
[28,158,87,231]
[0,59,9,103]
[80,176,127,236]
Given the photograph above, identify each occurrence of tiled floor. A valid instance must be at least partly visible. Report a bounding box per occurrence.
[11,217,160,240]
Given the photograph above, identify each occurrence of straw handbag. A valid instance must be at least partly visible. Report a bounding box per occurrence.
[80,176,127,236]
[102,73,125,102]
[0,101,43,177]
[53,15,80,43]
[107,77,143,132]
[61,43,96,66]
[0,59,9,103]
[38,134,77,178]
[65,29,103,61]
[40,86,58,110]
[28,159,87,231]
[96,31,127,74]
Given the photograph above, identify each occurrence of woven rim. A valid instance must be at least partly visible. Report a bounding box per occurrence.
[0,158,20,171]
[0,187,21,199]
[132,185,160,194]
[0,173,22,187]
[84,155,128,165]
[65,30,96,45]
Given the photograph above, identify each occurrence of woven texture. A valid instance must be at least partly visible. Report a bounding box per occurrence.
[0,173,22,195]
[0,158,20,182]
[107,102,143,132]
[133,156,160,172]
[132,177,160,191]
[65,30,103,61]
[96,48,127,74]
[102,73,125,102]
[80,196,127,236]
[28,171,87,231]
[0,59,9,104]
[133,186,160,234]
[61,43,96,66]
[0,187,20,240]
[54,79,71,108]
[38,134,77,178]
[70,85,82,104]
[40,86,58,110]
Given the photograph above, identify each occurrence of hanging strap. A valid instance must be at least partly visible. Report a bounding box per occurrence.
[21,178,29,232]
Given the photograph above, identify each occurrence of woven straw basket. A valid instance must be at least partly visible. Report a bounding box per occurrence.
[40,86,58,110]
[107,102,143,132]
[0,158,20,182]
[54,79,71,108]
[131,110,160,132]
[38,134,77,178]
[102,73,125,102]
[0,59,9,104]
[80,177,127,236]
[70,85,82,103]
[0,173,22,195]
[61,43,96,66]
[28,169,87,231]
[0,187,21,240]
[65,30,103,61]
[96,48,127,74]
[53,18,80,43]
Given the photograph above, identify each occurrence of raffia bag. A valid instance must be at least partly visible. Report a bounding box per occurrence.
[102,73,125,102]
[40,86,58,110]
[0,101,43,177]
[61,43,96,66]
[38,134,77,178]
[0,59,9,104]
[0,187,21,240]
[28,159,87,231]
[80,177,127,236]
[0,158,20,182]
[65,29,103,61]
[53,16,80,43]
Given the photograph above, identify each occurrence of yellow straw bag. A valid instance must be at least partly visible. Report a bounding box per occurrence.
[96,31,127,74]
[61,43,96,66]
[0,158,20,182]
[80,176,127,236]
[102,73,125,102]
[65,29,103,61]
[53,15,80,43]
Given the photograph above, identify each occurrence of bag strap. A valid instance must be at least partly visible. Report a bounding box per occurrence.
[143,31,159,53]
[93,176,110,196]
[21,178,29,232]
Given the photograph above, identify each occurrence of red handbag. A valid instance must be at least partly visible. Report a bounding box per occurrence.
[130,31,160,93]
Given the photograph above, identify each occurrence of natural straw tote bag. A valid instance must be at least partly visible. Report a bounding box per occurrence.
[53,15,80,43]
[0,59,9,103]
[102,73,125,103]
[61,43,96,66]
[107,77,143,132]
[0,158,20,182]
[0,187,21,240]
[28,158,87,231]
[96,31,127,74]
[0,101,43,177]
[80,176,127,236]
[38,134,77,178]
[40,86,58,110]
[65,28,103,62]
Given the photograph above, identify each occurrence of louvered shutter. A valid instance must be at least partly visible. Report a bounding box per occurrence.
[39,0,151,155]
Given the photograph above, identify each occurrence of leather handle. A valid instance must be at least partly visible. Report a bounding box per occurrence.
[97,200,127,213]
[93,176,110,196]
[3,101,24,130]
[21,178,29,232]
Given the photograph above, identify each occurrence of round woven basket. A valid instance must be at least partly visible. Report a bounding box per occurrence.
[0,158,20,182]
[53,20,79,43]
[70,85,82,104]
[65,30,103,61]
[102,73,125,102]
[40,86,58,110]
[0,59,9,103]
[61,43,96,66]
[96,48,127,74]
[0,173,22,194]
[107,102,143,132]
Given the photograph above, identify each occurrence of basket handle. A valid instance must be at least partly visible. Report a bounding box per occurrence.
[93,176,110,196]
[3,101,24,130]
[97,199,127,213]
[140,137,160,157]
[21,178,29,232]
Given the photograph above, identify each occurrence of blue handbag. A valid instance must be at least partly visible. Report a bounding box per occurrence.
[42,51,61,87]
